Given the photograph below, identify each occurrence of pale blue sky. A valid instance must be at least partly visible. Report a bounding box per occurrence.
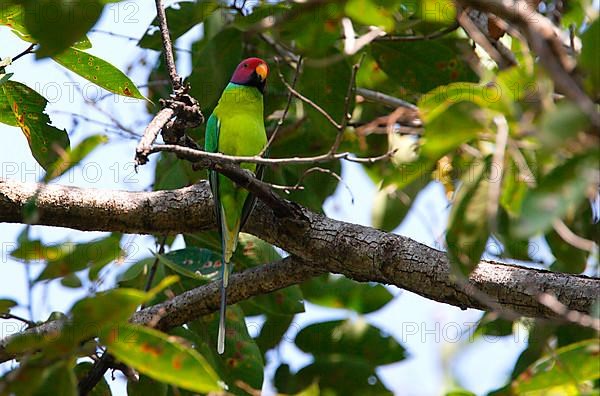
[0,2,529,394]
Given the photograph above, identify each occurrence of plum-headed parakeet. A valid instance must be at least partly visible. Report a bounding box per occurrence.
[204,57,269,354]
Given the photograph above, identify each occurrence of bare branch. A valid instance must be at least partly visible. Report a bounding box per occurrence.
[154,0,182,91]
[330,54,363,154]
[356,88,419,112]
[375,22,460,41]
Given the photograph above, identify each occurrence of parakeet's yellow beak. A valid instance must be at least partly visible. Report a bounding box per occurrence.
[255,63,268,81]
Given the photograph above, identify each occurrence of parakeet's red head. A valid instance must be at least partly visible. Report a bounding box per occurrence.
[230,57,269,93]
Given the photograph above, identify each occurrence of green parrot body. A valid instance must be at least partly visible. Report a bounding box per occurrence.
[204,58,268,354]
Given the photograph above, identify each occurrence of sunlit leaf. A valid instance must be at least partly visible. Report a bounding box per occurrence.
[579,18,599,97]
[512,339,600,394]
[53,47,146,99]
[1,81,70,170]
[0,298,17,314]
[101,324,221,393]
[44,134,108,182]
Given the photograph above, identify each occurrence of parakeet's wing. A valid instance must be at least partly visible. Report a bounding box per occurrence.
[205,113,222,244]
[239,147,268,232]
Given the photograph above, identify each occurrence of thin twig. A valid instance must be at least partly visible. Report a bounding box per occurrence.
[260,56,303,156]
[0,313,35,328]
[375,22,460,41]
[142,236,168,302]
[552,219,597,252]
[292,167,355,204]
[275,61,342,130]
[330,54,364,154]
[538,292,600,331]
[154,0,181,91]
[149,143,396,166]
[356,88,419,111]
[11,43,36,62]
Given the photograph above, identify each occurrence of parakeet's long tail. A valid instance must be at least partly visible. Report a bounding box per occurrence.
[217,262,229,355]
[217,225,236,355]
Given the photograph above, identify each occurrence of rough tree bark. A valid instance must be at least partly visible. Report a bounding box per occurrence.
[1,177,598,324]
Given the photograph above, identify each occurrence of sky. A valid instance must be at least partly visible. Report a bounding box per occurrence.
[0,1,530,395]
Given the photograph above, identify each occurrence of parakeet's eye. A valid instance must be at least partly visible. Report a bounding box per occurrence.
[243,64,248,68]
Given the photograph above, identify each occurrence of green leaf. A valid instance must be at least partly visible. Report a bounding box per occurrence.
[157,247,222,282]
[513,151,599,238]
[580,19,600,97]
[0,298,17,314]
[0,5,34,42]
[44,134,108,182]
[100,324,221,393]
[1,81,70,170]
[60,273,83,288]
[372,39,478,94]
[474,313,513,337]
[539,101,590,149]
[446,157,492,276]
[52,47,146,99]
[35,234,123,281]
[21,0,104,57]
[372,178,428,232]
[416,0,457,27]
[33,361,77,396]
[295,318,406,366]
[255,314,293,354]
[344,0,396,31]
[187,305,265,395]
[512,339,600,394]
[300,274,393,314]
[74,362,111,396]
[241,285,305,317]
[189,28,243,111]
[138,0,219,50]
[128,374,167,396]
[276,357,392,395]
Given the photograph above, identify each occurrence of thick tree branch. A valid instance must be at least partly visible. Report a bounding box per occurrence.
[458,0,600,129]
[1,178,598,322]
[0,256,323,364]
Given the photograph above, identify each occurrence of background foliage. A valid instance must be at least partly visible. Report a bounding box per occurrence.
[0,0,599,395]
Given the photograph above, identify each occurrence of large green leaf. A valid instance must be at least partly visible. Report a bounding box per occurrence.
[44,134,108,182]
[35,233,123,281]
[0,5,34,42]
[344,0,397,31]
[100,324,221,394]
[138,0,219,50]
[187,305,264,395]
[1,81,70,170]
[21,0,104,57]
[33,361,77,396]
[372,39,478,93]
[512,339,600,394]
[300,274,393,314]
[188,28,243,111]
[0,298,17,314]
[156,247,222,282]
[275,357,392,395]
[52,47,145,99]
[513,151,599,238]
[446,157,492,276]
[255,314,294,354]
[295,318,406,366]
